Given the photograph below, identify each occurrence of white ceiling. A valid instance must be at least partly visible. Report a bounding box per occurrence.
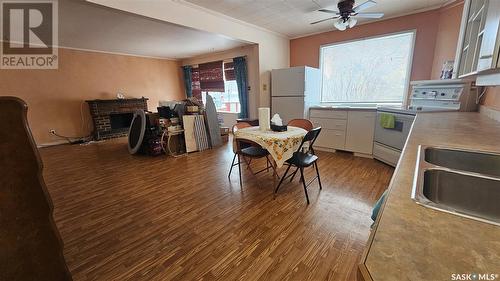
[184,0,452,38]
[59,0,248,59]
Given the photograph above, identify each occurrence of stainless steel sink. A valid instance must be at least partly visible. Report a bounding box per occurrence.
[412,146,500,226]
[425,147,500,177]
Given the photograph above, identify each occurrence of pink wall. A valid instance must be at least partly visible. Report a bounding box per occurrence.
[431,2,464,79]
[431,1,500,110]
[483,87,500,110]
[290,9,441,82]
[0,48,185,145]
[290,0,500,111]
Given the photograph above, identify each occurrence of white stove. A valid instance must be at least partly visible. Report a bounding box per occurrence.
[377,105,416,115]
[373,80,479,167]
[373,107,415,166]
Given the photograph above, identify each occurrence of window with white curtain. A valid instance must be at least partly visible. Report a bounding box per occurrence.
[320,31,415,104]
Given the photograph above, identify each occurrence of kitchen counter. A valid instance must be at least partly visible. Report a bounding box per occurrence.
[310,105,378,111]
[359,111,500,281]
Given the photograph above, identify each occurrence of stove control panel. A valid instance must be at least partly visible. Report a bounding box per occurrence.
[408,81,477,112]
[411,86,464,101]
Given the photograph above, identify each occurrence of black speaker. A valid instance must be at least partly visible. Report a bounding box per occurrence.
[157,106,173,118]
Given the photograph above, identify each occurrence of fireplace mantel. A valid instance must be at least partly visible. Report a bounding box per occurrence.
[85,98,148,103]
[86,98,148,140]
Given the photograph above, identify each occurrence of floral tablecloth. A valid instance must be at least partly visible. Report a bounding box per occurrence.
[234,126,307,168]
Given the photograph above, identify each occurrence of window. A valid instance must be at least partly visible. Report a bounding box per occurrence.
[202,63,240,113]
[320,31,415,104]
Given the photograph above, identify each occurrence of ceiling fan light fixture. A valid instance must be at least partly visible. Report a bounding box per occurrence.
[312,0,383,31]
[348,17,357,28]
[333,18,347,31]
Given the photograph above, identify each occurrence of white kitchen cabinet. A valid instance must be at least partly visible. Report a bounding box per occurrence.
[310,117,347,131]
[477,0,500,72]
[310,109,347,119]
[455,0,500,79]
[477,72,500,86]
[455,0,488,77]
[345,111,376,155]
[314,128,346,150]
[310,109,347,151]
[310,109,375,156]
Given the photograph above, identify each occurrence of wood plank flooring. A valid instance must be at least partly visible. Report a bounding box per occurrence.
[40,138,393,281]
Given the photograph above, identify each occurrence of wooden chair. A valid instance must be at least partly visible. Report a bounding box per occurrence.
[228,122,273,186]
[288,119,313,131]
[0,97,72,280]
[274,127,323,204]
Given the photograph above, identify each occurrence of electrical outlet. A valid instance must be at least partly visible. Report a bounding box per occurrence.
[49,129,56,134]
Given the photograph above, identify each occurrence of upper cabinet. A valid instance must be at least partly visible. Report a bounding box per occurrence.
[477,0,500,72]
[455,0,500,79]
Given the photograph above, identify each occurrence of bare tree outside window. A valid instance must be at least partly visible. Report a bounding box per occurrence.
[320,31,415,104]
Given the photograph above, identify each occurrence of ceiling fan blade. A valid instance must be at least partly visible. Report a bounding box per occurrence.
[353,0,377,13]
[310,17,339,25]
[318,9,340,14]
[353,12,384,18]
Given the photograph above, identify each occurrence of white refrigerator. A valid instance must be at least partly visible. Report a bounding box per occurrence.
[271,66,321,124]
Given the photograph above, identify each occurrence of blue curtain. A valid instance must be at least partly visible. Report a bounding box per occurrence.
[233,56,248,119]
[182,65,192,98]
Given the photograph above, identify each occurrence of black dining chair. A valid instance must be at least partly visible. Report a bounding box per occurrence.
[274,127,322,204]
[228,123,274,186]
[287,119,315,183]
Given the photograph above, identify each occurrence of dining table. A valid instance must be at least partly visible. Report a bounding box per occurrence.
[234,126,308,171]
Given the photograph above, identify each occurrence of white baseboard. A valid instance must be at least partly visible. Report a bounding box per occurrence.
[479,105,500,123]
[373,156,397,167]
[314,146,336,153]
[354,152,374,159]
[315,146,374,159]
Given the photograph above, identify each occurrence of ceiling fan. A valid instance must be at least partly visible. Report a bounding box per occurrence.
[311,0,384,31]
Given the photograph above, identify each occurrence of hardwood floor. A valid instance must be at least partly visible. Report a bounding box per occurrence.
[40,138,393,281]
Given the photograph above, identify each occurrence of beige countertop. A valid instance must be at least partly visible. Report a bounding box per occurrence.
[360,111,500,281]
[310,105,378,111]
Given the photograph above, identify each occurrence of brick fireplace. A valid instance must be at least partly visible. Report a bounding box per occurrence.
[86,98,148,140]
